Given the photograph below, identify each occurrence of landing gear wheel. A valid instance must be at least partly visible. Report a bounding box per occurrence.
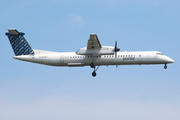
[90,63,95,68]
[92,71,96,77]
[164,64,167,69]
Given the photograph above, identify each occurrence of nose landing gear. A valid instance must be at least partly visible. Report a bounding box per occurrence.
[164,64,167,69]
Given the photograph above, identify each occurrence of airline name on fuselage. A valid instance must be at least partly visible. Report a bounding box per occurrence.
[123,56,135,61]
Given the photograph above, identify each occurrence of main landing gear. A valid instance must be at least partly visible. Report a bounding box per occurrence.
[91,65,99,77]
[164,63,167,69]
[90,62,95,68]
[90,56,99,77]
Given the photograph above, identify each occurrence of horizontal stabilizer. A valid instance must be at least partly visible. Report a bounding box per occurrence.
[8,29,19,35]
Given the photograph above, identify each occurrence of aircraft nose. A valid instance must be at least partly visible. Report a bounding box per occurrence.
[170,58,174,63]
[166,57,174,63]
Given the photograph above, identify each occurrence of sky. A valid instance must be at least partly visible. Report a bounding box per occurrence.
[0,0,180,120]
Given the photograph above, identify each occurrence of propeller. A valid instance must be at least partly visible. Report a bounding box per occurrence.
[114,41,120,58]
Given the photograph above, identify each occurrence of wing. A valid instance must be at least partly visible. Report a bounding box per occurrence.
[87,34,102,49]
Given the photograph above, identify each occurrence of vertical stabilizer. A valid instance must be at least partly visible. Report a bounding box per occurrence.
[5,29,35,56]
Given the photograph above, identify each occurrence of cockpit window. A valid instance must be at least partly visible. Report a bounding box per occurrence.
[156,52,163,55]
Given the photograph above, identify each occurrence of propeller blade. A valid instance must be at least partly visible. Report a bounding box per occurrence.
[114,41,120,58]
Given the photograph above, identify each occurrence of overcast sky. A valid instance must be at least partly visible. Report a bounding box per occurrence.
[1,0,180,120]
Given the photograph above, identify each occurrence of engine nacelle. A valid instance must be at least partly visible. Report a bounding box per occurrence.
[76,46,115,56]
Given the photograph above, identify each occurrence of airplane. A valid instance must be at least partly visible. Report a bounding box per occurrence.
[5,29,174,77]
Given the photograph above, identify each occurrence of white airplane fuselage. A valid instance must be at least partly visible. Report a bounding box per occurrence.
[6,29,174,77]
[14,50,174,67]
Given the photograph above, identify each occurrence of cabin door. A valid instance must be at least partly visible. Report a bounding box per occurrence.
[60,56,64,63]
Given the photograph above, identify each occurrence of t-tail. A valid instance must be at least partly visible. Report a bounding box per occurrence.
[5,29,35,56]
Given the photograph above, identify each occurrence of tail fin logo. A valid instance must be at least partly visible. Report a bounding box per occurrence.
[5,29,35,56]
